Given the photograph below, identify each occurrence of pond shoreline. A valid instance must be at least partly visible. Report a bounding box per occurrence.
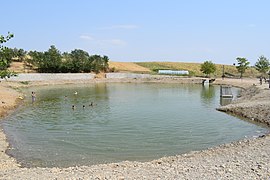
[0,76,269,179]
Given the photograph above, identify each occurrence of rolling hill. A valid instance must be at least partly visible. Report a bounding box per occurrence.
[8,61,260,78]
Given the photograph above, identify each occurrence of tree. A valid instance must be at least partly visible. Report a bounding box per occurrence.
[17,48,27,62]
[200,61,216,77]
[0,32,14,45]
[28,50,45,70]
[236,57,250,78]
[33,45,62,73]
[255,55,269,76]
[60,52,72,73]
[91,55,110,73]
[102,55,110,72]
[0,32,16,80]
[0,47,14,69]
[70,49,90,72]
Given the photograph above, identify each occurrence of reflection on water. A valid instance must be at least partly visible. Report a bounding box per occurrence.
[201,85,215,105]
[219,86,240,106]
[220,97,233,106]
[2,83,269,168]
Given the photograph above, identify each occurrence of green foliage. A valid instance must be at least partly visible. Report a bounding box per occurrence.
[200,61,216,77]
[0,70,17,80]
[29,45,110,73]
[0,32,17,80]
[91,55,109,73]
[29,46,62,73]
[13,48,27,62]
[70,49,91,72]
[236,57,250,78]
[42,45,62,73]
[255,55,269,75]
[0,32,14,46]
[28,50,44,68]
[0,48,14,70]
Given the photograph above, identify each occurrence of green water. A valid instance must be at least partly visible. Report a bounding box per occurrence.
[2,83,269,168]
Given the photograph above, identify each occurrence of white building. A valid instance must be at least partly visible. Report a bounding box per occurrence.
[158,70,189,75]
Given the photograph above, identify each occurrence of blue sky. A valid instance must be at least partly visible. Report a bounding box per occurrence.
[1,0,270,65]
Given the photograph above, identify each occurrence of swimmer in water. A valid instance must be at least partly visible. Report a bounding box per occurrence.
[31,91,36,103]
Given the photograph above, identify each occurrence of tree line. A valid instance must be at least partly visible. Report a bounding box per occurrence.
[27,46,109,73]
[200,56,270,78]
[0,33,110,79]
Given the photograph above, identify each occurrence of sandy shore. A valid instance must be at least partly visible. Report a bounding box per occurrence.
[0,77,269,179]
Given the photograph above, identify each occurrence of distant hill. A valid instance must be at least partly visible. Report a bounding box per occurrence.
[8,61,260,78]
[135,62,260,78]
[108,62,151,73]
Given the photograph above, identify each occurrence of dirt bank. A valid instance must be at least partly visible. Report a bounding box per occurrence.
[215,78,270,126]
[0,77,269,179]
[217,86,270,126]
[0,84,21,170]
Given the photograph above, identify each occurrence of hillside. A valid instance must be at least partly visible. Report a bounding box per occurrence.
[7,61,260,78]
[8,62,36,73]
[135,62,260,78]
[108,62,151,73]
[8,61,150,74]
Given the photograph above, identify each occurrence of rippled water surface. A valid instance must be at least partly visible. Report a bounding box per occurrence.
[2,83,269,167]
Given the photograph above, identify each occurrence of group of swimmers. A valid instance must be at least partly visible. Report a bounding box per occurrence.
[71,91,95,110]
[31,91,95,110]
[72,102,94,110]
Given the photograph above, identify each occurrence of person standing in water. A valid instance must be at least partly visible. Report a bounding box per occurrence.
[31,91,36,103]
[72,105,76,110]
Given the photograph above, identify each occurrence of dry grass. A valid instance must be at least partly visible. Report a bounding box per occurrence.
[136,62,260,77]
[109,62,150,73]
[8,62,36,73]
[8,61,260,78]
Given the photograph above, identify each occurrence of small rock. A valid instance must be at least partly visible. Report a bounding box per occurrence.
[157,161,162,165]
[118,176,125,180]
[220,165,225,168]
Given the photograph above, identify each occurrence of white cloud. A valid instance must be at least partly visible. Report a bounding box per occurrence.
[102,39,126,46]
[80,34,126,47]
[79,35,94,41]
[101,24,139,30]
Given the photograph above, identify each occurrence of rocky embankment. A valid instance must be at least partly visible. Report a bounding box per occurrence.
[217,85,270,126]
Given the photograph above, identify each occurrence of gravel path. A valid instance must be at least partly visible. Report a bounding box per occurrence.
[0,77,269,179]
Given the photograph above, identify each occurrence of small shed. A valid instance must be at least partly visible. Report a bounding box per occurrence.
[158,70,189,75]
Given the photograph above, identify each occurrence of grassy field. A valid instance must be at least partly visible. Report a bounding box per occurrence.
[135,62,260,78]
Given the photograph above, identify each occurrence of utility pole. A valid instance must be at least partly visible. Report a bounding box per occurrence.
[268,71,270,88]
[222,65,225,80]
